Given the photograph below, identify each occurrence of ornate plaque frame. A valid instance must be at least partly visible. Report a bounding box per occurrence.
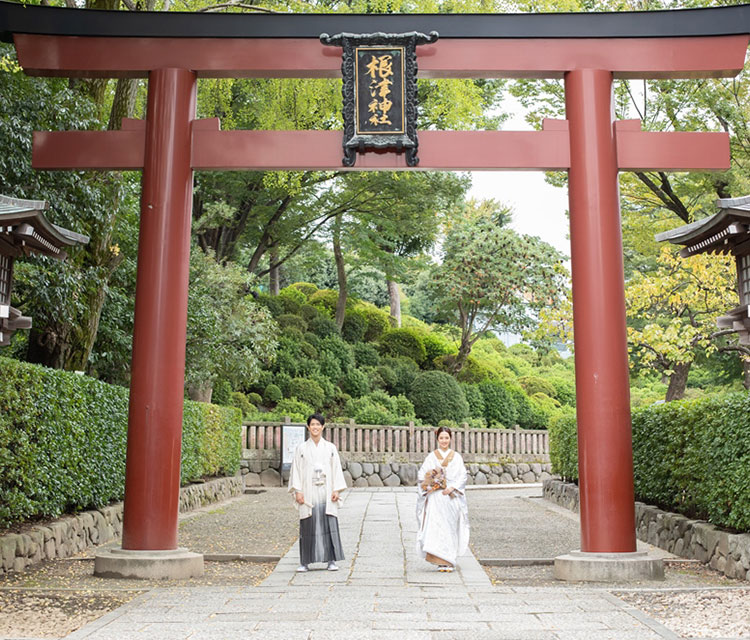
[320,31,438,167]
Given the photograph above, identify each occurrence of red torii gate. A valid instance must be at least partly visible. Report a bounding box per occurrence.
[3,1,748,579]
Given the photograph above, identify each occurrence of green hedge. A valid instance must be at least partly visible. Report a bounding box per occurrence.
[547,393,750,532]
[0,357,241,528]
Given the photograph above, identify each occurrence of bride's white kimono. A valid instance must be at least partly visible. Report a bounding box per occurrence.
[416,448,470,567]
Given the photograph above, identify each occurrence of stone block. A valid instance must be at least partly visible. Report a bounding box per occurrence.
[478,464,490,474]
[343,470,353,488]
[378,465,392,480]
[521,471,536,483]
[245,472,261,487]
[539,471,552,482]
[362,463,374,476]
[0,535,17,570]
[518,463,530,473]
[383,474,401,487]
[674,538,685,557]
[474,471,487,485]
[353,477,368,487]
[530,463,542,475]
[499,473,513,484]
[468,464,479,475]
[367,474,384,487]
[391,463,400,473]
[398,463,418,486]
[260,468,281,486]
[348,462,363,480]
[487,473,500,484]
[506,464,518,478]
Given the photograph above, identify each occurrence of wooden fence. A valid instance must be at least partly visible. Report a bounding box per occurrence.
[242,419,549,459]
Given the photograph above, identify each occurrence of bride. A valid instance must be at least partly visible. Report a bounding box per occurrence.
[416,426,470,572]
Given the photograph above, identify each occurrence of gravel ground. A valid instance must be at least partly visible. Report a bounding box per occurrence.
[1,485,749,639]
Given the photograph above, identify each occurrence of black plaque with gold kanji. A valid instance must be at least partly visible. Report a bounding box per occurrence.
[320,31,438,167]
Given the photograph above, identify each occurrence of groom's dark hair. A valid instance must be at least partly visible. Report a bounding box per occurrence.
[307,413,326,426]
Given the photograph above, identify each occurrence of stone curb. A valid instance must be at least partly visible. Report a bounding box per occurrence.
[0,475,245,576]
[543,478,750,583]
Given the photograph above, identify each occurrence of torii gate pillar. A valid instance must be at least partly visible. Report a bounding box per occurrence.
[95,68,204,579]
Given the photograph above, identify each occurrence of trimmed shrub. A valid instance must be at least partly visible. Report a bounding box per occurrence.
[478,380,517,427]
[230,391,256,417]
[353,342,380,368]
[408,370,469,426]
[287,282,318,299]
[509,386,536,429]
[340,367,371,398]
[300,304,321,324]
[461,383,485,419]
[320,335,354,373]
[303,332,321,349]
[246,392,263,406]
[277,313,307,332]
[308,289,339,317]
[341,311,367,343]
[318,349,343,382]
[299,340,318,360]
[546,375,577,406]
[278,286,306,305]
[356,303,391,342]
[308,314,339,339]
[279,295,302,315]
[435,355,493,384]
[273,372,292,396]
[263,383,283,405]
[421,332,456,367]
[375,365,398,390]
[0,357,241,528]
[212,379,232,406]
[282,326,305,342]
[379,328,427,365]
[393,394,416,420]
[275,398,315,422]
[288,377,325,408]
[383,356,419,396]
[547,409,578,481]
[519,375,557,398]
[256,292,284,317]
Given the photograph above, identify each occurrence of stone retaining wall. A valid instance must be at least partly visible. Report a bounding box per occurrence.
[0,475,245,575]
[543,478,750,582]
[242,459,553,488]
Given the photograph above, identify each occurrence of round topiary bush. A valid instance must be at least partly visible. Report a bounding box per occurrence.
[318,349,343,382]
[408,370,469,426]
[320,335,354,372]
[309,314,339,339]
[353,342,380,367]
[518,375,557,398]
[256,292,284,317]
[356,303,391,341]
[230,391,255,417]
[263,383,283,405]
[340,367,371,398]
[300,304,321,324]
[461,383,485,418]
[212,379,232,405]
[277,313,308,332]
[275,398,315,422]
[421,332,456,367]
[287,282,318,299]
[279,296,302,315]
[246,392,263,406]
[379,328,427,365]
[383,356,419,396]
[288,377,325,409]
[308,289,340,317]
[278,286,306,305]
[478,380,517,427]
[341,311,367,343]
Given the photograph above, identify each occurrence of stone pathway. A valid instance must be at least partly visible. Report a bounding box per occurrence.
[65,488,680,640]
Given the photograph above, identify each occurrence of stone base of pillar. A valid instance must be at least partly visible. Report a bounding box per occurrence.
[94,547,204,580]
[554,550,664,582]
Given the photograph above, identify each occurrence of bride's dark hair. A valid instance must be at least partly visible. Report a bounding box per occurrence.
[435,426,452,438]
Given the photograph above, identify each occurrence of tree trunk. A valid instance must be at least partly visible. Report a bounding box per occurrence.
[269,247,280,296]
[744,358,750,391]
[187,381,213,403]
[387,280,401,328]
[332,214,347,330]
[665,361,691,402]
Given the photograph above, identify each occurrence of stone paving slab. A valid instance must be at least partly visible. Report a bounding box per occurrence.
[65,487,682,640]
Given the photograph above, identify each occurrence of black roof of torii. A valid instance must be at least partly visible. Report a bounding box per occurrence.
[1,1,749,42]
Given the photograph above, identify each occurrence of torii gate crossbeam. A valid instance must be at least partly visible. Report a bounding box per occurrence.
[2,0,747,580]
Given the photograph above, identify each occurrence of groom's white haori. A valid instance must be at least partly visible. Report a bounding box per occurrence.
[416,448,470,566]
[288,437,347,519]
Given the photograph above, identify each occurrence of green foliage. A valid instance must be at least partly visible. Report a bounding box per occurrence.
[383,356,419,396]
[286,282,318,299]
[288,377,325,409]
[278,286,306,305]
[343,391,415,426]
[319,335,354,373]
[435,354,493,384]
[263,383,283,405]
[246,391,263,405]
[0,357,241,528]
[356,302,391,342]
[256,293,284,317]
[300,304,321,324]
[275,398,315,422]
[509,386,537,429]
[379,328,427,365]
[212,379,232,406]
[545,374,577,407]
[341,311,367,344]
[308,314,339,339]
[519,375,557,398]
[408,371,469,427]
[478,380,517,427]
[340,368,371,398]
[277,313,308,332]
[308,289,340,317]
[547,409,578,481]
[460,383,485,419]
[420,331,456,367]
[353,342,381,368]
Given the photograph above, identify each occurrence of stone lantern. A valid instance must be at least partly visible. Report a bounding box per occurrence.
[656,195,750,345]
[0,194,89,346]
